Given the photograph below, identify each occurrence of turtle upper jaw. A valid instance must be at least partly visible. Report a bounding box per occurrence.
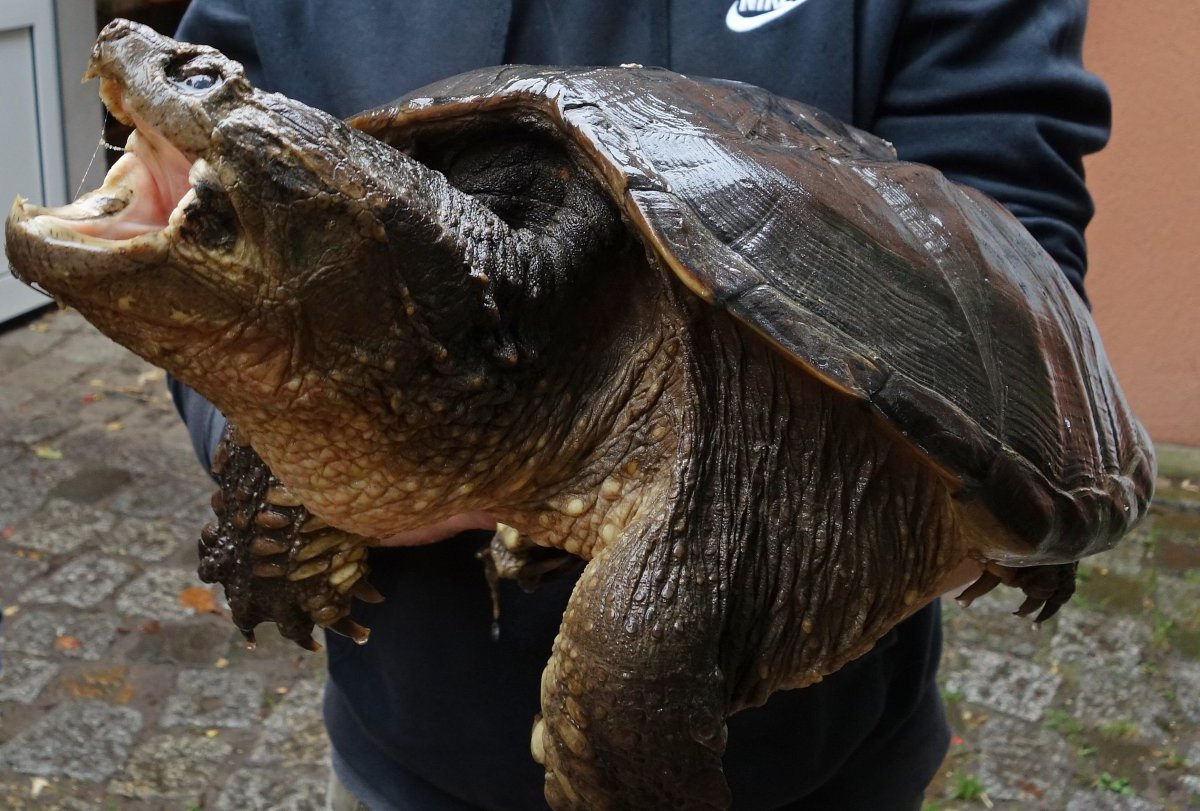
[4,18,239,310]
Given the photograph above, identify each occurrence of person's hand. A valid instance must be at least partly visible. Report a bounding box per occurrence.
[375,511,498,546]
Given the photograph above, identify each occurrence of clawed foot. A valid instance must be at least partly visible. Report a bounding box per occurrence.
[956,560,1078,625]
[198,425,383,651]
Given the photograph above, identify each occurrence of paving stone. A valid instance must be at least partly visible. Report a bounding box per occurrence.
[0,656,60,704]
[0,455,81,529]
[943,648,1061,722]
[1153,575,1200,628]
[214,765,327,811]
[0,552,51,602]
[9,500,117,555]
[0,441,22,467]
[161,669,265,729]
[108,472,209,519]
[1165,660,1200,725]
[126,619,232,666]
[0,413,74,445]
[1084,532,1152,578]
[975,715,1076,807]
[20,554,134,608]
[0,700,142,781]
[116,567,212,620]
[44,309,92,335]
[0,610,119,660]
[1065,791,1164,811]
[0,354,88,413]
[1188,741,1200,770]
[97,515,188,561]
[1050,610,1147,672]
[0,775,102,811]
[52,331,135,367]
[46,466,134,505]
[1073,667,1173,742]
[250,679,329,766]
[0,319,66,369]
[107,731,233,800]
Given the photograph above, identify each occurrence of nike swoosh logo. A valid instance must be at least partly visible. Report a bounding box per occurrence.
[725,0,811,33]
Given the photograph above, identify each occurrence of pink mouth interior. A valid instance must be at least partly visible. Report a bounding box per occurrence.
[42,123,196,241]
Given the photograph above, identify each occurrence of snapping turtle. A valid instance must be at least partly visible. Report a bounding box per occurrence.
[6,19,1154,810]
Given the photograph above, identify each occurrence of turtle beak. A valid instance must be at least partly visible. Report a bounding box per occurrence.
[3,19,248,285]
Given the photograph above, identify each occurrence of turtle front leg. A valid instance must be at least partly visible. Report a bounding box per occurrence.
[198,425,382,650]
[533,521,731,811]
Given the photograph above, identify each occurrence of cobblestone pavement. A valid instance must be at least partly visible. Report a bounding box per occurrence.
[1,308,1198,809]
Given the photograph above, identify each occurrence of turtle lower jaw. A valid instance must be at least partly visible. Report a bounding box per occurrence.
[4,126,202,292]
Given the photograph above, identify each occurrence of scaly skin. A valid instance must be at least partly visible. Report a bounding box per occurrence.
[3,21,1085,810]
[529,299,970,809]
[200,425,380,649]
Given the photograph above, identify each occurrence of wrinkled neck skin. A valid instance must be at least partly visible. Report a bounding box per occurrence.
[222,139,660,542]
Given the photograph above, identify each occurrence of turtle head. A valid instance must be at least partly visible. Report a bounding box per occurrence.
[4,19,444,413]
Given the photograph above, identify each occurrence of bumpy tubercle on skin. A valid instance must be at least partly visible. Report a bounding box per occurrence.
[225,320,685,560]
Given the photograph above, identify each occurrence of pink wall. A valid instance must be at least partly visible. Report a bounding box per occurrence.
[1084,1,1200,446]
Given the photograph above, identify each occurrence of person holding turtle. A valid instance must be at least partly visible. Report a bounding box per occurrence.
[163,1,1113,808]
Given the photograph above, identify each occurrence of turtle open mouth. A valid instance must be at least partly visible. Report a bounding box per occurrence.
[17,119,202,245]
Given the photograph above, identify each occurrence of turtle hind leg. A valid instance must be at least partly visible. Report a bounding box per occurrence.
[533,532,731,811]
[200,424,380,650]
[956,561,1078,625]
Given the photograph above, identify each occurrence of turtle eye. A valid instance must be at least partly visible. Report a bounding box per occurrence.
[166,56,223,94]
[177,72,219,92]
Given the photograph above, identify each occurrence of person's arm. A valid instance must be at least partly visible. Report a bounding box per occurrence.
[869,0,1110,301]
[175,0,264,85]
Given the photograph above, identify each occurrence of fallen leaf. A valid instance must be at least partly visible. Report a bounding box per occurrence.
[214,657,230,669]
[1,525,15,539]
[54,635,82,651]
[33,446,63,460]
[29,322,49,333]
[105,420,124,432]
[179,586,220,615]
[2,605,20,618]
[204,728,220,738]
[140,620,161,634]
[137,368,165,386]
[30,777,50,798]
[89,377,105,387]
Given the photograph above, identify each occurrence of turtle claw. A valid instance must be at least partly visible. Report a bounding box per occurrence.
[240,628,257,650]
[955,570,1002,607]
[199,425,382,651]
[296,635,323,653]
[351,580,386,604]
[325,617,371,644]
[957,561,1078,626]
